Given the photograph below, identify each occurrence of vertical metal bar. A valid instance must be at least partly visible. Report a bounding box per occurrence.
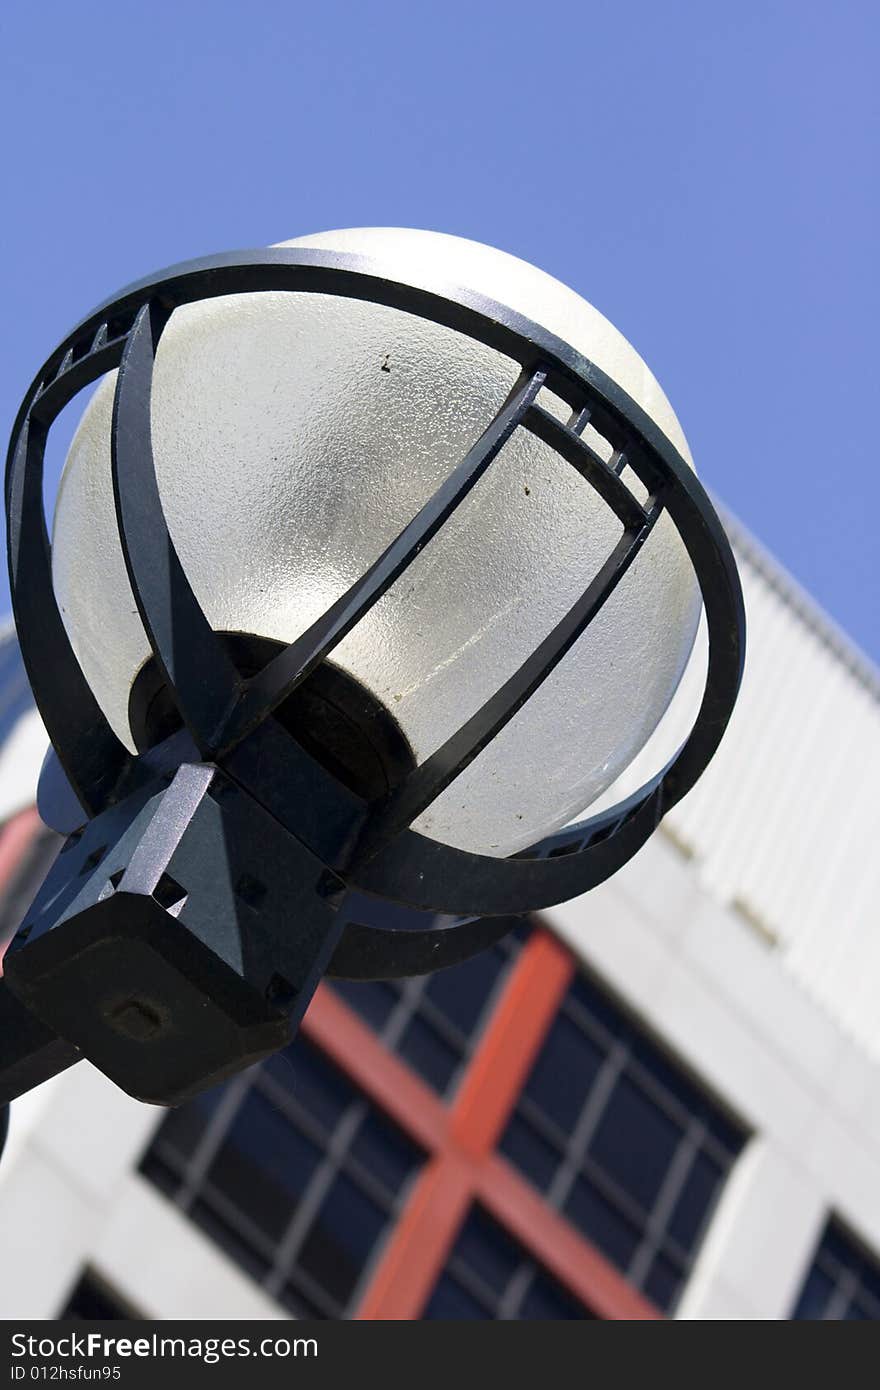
[567,405,592,435]
[356,514,661,862]
[216,366,549,751]
[111,302,242,755]
[6,415,131,813]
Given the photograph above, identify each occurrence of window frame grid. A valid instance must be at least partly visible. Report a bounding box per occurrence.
[315,926,661,1320]
[794,1220,880,1321]
[142,1039,425,1319]
[139,919,736,1321]
[330,926,523,1101]
[499,966,744,1311]
[507,1061,731,1284]
[430,1204,591,1321]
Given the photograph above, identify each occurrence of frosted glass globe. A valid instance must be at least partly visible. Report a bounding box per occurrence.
[51,228,700,856]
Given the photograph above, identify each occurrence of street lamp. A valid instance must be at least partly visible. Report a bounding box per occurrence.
[0,229,744,1121]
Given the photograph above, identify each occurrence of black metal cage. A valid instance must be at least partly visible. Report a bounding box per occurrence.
[0,248,745,1111]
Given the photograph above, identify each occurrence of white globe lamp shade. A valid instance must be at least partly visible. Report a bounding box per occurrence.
[51,228,700,857]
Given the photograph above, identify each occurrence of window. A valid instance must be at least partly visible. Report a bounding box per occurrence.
[499,968,744,1313]
[425,1206,592,1320]
[59,1272,139,1320]
[792,1220,880,1320]
[142,1037,424,1318]
[141,921,736,1320]
[329,923,525,1098]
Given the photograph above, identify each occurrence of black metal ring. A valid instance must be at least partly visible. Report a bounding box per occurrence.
[5,248,745,919]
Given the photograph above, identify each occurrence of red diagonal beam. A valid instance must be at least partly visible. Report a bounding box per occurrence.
[302,927,662,1321]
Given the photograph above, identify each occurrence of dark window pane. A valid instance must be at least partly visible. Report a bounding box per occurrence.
[504,917,530,946]
[139,1151,180,1198]
[792,1264,836,1320]
[425,1274,490,1320]
[190,1199,273,1284]
[205,1091,321,1242]
[846,1300,870,1319]
[588,1075,682,1213]
[350,1112,421,1198]
[523,1013,603,1133]
[141,1032,425,1318]
[330,979,399,1032]
[629,1035,714,1125]
[858,1256,880,1308]
[792,1222,880,1321]
[154,1084,225,1165]
[519,1272,589,1320]
[329,925,524,1084]
[396,1016,459,1093]
[643,1253,683,1313]
[705,1108,745,1159]
[501,966,744,1313]
[60,1274,135,1320]
[568,972,624,1037]
[668,1150,721,1250]
[454,1208,522,1296]
[297,1173,386,1306]
[822,1223,858,1271]
[262,1041,355,1133]
[424,946,504,1037]
[429,1205,590,1322]
[564,1176,640,1269]
[279,1282,328,1320]
[499,1114,560,1193]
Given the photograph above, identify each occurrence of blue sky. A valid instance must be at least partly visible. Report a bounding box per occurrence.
[1,1,877,661]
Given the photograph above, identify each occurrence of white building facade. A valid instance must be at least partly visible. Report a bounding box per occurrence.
[0,510,877,1322]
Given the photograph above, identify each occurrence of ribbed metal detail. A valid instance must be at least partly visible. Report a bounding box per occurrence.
[609,505,880,1056]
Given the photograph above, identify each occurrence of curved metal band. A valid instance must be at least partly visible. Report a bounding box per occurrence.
[5,247,745,917]
[215,364,549,753]
[326,913,523,980]
[6,339,135,813]
[352,462,743,914]
[111,302,243,752]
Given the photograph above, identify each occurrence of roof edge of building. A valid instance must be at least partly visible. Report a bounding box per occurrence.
[712,495,880,704]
